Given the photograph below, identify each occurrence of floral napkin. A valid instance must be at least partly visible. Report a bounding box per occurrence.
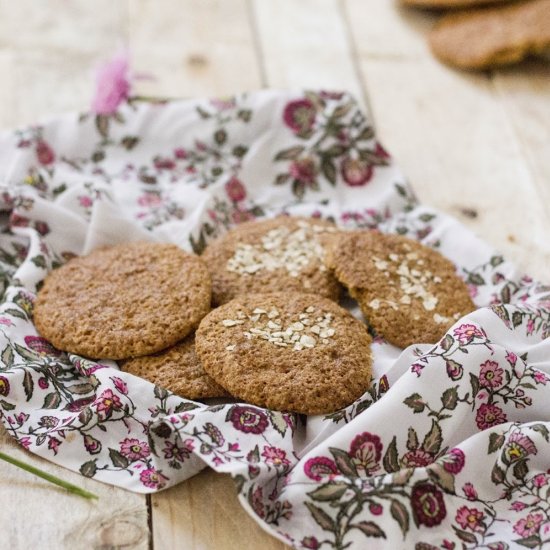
[0,90,549,549]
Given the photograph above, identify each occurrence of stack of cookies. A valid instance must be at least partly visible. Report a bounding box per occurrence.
[33,217,475,415]
[402,0,550,70]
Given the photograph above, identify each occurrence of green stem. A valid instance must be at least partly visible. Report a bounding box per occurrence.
[0,451,98,500]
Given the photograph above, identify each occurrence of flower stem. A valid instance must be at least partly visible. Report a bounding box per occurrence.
[0,451,98,500]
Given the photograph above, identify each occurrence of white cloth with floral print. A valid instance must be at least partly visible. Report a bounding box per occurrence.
[0,90,549,549]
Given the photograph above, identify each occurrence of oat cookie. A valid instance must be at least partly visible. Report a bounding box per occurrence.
[402,0,508,9]
[201,217,341,306]
[195,292,373,415]
[325,231,475,348]
[34,242,211,359]
[120,334,227,400]
[429,0,550,70]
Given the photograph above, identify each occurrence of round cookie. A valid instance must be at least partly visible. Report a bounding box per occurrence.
[429,0,550,70]
[325,231,475,348]
[201,217,341,306]
[120,334,227,400]
[34,242,211,360]
[195,292,372,415]
[402,0,508,9]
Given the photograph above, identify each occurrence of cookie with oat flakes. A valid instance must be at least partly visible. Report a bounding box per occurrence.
[429,0,550,70]
[34,242,211,360]
[195,292,372,415]
[201,217,341,306]
[325,231,475,348]
[120,334,228,400]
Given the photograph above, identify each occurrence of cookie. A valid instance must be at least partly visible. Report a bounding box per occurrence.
[429,0,550,70]
[325,231,475,348]
[120,334,227,400]
[201,217,341,306]
[34,242,211,360]
[195,292,373,415]
[402,0,508,9]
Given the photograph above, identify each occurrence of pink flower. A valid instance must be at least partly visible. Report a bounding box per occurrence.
[479,360,504,389]
[369,503,383,515]
[534,371,548,385]
[24,335,61,357]
[261,446,290,467]
[36,140,55,165]
[94,389,122,418]
[442,448,465,474]
[349,432,383,475]
[251,486,265,518]
[526,319,535,336]
[0,317,14,327]
[456,506,484,532]
[446,360,463,381]
[18,437,31,450]
[174,147,188,159]
[341,156,373,187]
[78,195,93,208]
[84,434,102,454]
[301,536,319,549]
[442,540,455,550]
[137,193,162,208]
[453,323,483,345]
[462,483,478,500]
[283,99,316,134]
[140,467,168,490]
[475,403,507,430]
[92,51,131,115]
[468,284,479,298]
[38,377,49,389]
[411,363,424,377]
[505,432,537,462]
[290,157,317,184]
[210,97,236,111]
[513,513,544,537]
[154,157,176,170]
[511,501,528,511]
[163,439,194,462]
[303,456,338,481]
[111,376,128,395]
[505,351,517,367]
[225,177,246,202]
[0,376,10,396]
[120,438,150,461]
[533,473,548,488]
[48,437,61,455]
[402,449,434,467]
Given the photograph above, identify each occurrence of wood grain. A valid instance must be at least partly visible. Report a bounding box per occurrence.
[151,469,288,550]
[0,426,149,550]
[129,0,263,98]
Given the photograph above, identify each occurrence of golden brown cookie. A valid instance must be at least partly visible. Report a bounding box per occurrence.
[120,334,227,400]
[402,0,509,9]
[195,292,373,415]
[201,217,341,306]
[34,242,211,360]
[429,0,550,70]
[325,231,475,348]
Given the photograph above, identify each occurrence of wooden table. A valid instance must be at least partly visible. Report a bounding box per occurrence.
[1,1,549,548]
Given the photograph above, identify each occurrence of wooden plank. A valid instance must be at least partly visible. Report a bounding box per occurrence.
[343,0,550,280]
[128,0,263,99]
[492,60,550,223]
[151,469,288,550]
[0,426,149,550]
[0,3,151,550]
[0,0,128,125]
[252,0,365,106]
